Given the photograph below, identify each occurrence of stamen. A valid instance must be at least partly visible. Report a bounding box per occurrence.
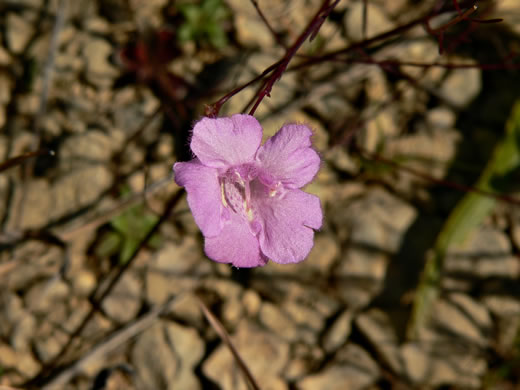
[220,181,228,207]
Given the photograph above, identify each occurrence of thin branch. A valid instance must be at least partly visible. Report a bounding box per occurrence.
[207,0,487,118]
[288,1,489,69]
[425,4,477,35]
[197,298,261,390]
[205,60,282,116]
[249,0,339,115]
[362,0,368,40]
[355,146,520,207]
[249,0,287,48]
[0,149,54,173]
[330,57,520,71]
[40,298,175,389]
[34,0,67,133]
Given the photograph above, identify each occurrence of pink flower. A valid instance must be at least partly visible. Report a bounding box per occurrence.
[173,114,322,267]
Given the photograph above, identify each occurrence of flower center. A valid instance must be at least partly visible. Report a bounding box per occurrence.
[220,167,255,221]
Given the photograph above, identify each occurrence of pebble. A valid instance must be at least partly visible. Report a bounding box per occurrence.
[6,12,34,53]
[344,2,395,41]
[203,319,289,390]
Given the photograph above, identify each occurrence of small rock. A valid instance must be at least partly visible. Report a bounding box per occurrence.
[331,188,417,249]
[83,38,118,86]
[71,269,97,296]
[429,293,492,348]
[401,341,486,387]
[166,292,203,326]
[0,43,11,66]
[51,165,112,220]
[129,0,169,28]
[483,294,520,317]
[441,66,481,108]
[234,9,276,47]
[16,353,41,378]
[5,244,61,291]
[427,107,456,129]
[242,289,261,317]
[445,226,519,279]
[297,343,379,390]
[64,298,94,333]
[227,0,318,47]
[24,278,70,313]
[16,93,40,115]
[11,312,37,351]
[132,323,179,390]
[1,291,26,336]
[323,310,353,353]
[362,107,400,153]
[84,17,111,34]
[203,279,243,301]
[355,309,402,373]
[398,40,445,81]
[0,72,12,104]
[146,238,206,305]
[15,179,52,230]
[164,322,205,390]
[495,0,520,34]
[203,319,289,390]
[283,301,324,333]
[259,302,299,342]
[34,327,68,362]
[344,3,394,41]
[384,0,409,17]
[154,238,204,275]
[102,272,141,323]
[0,105,5,129]
[0,342,18,368]
[60,130,115,165]
[305,234,340,272]
[221,298,244,327]
[6,12,34,53]
[385,126,461,191]
[494,314,520,354]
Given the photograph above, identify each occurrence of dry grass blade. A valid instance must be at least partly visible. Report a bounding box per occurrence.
[41,297,175,389]
[249,0,286,48]
[0,149,54,173]
[34,0,67,132]
[197,298,262,390]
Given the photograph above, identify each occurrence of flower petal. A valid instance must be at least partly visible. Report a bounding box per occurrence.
[173,159,222,237]
[257,189,322,264]
[191,115,263,168]
[205,214,267,267]
[256,123,320,189]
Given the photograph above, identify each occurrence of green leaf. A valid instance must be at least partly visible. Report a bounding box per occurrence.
[177,0,229,48]
[408,101,520,339]
[178,24,196,42]
[179,4,202,24]
[206,21,228,48]
[109,202,160,264]
[95,231,122,259]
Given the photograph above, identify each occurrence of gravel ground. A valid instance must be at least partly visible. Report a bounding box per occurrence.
[1,0,520,389]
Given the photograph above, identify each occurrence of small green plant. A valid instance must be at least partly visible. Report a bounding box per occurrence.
[96,188,161,264]
[178,0,230,48]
